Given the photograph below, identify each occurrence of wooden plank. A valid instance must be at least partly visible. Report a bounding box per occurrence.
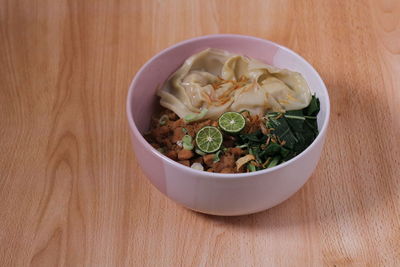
[0,0,399,265]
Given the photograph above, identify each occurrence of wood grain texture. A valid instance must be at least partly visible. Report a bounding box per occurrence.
[1,0,399,266]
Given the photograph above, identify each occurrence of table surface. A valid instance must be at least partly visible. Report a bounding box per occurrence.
[1,0,400,266]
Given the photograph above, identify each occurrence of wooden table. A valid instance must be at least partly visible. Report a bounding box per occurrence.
[1,0,399,266]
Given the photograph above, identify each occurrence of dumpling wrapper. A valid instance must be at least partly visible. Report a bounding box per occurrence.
[158,48,312,120]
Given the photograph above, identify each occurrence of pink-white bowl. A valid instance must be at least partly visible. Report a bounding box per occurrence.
[126,34,330,216]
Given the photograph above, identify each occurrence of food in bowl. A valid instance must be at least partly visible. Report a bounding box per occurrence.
[144,48,320,173]
[127,34,330,215]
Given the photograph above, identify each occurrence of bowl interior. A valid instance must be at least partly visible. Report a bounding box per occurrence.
[128,34,329,142]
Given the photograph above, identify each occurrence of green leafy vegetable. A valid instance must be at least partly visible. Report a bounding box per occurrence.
[247,163,257,172]
[237,95,320,170]
[267,156,281,168]
[213,150,223,162]
[304,95,320,116]
[184,108,208,123]
[157,147,165,154]
[267,115,298,149]
[159,115,169,125]
[270,96,318,150]
[260,143,281,157]
[195,148,206,156]
[239,130,267,144]
[182,135,194,150]
[284,110,306,130]
[280,146,290,158]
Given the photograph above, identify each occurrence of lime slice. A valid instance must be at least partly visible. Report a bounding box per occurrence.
[195,126,223,153]
[218,112,246,133]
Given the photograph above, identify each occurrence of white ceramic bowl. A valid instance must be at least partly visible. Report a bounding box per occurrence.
[126,34,330,216]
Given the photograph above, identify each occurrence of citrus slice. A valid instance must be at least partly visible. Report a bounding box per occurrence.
[218,112,246,133]
[195,126,223,153]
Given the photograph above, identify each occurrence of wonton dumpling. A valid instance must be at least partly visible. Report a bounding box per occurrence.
[158,48,312,120]
[158,49,230,119]
[181,71,215,108]
[248,60,312,110]
[221,56,249,81]
[230,83,270,115]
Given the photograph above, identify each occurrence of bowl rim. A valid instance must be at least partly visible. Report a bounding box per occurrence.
[126,34,330,178]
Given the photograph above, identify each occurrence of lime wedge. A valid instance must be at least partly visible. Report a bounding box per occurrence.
[218,112,246,133]
[195,126,223,153]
